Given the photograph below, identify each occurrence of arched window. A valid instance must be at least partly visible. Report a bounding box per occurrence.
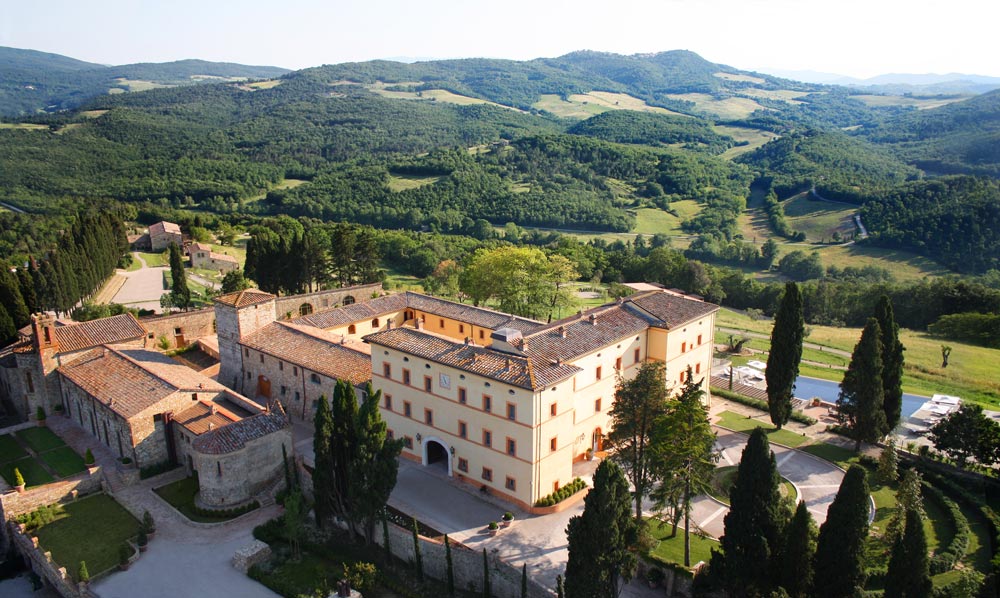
[299,303,313,316]
[372,318,380,328]
[343,295,355,306]
[348,324,357,334]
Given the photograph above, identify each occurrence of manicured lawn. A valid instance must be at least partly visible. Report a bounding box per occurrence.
[714,410,809,448]
[0,433,28,462]
[137,251,168,268]
[1,457,54,487]
[646,518,717,569]
[154,476,244,523]
[16,427,66,453]
[799,442,858,468]
[39,446,86,478]
[34,494,141,581]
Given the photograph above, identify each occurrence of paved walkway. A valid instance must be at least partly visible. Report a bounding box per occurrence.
[111,253,168,312]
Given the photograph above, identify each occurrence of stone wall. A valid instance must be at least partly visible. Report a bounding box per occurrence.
[60,380,137,463]
[194,429,292,506]
[0,467,103,556]
[275,283,383,320]
[9,522,84,598]
[140,309,216,349]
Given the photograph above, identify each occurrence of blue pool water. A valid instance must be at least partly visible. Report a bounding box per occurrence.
[793,375,927,419]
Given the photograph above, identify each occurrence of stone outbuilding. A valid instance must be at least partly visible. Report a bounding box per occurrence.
[149,221,183,252]
[188,242,239,273]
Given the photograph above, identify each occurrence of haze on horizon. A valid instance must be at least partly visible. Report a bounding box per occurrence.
[1,0,998,79]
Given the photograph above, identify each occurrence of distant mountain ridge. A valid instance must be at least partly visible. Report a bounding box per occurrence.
[758,66,1000,95]
[0,46,290,116]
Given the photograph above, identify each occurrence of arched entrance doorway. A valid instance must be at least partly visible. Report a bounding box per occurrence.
[423,437,452,476]
[592,428,604,453]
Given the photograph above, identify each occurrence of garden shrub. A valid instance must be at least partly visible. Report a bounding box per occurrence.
[922,481,971,574]
[253,517,284,544]
[139,461,173,479]
[16,504,61,531]
[534,477,587,507]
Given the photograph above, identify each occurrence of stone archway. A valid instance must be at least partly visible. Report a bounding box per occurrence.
[299,303,314,316]
[423,437,452,476]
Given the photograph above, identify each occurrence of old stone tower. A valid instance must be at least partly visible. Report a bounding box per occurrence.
[214,290,277,395]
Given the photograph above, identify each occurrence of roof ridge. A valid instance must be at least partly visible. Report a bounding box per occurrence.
[404,291,544,324]
[277,321,370,357]
[104,346,181,391]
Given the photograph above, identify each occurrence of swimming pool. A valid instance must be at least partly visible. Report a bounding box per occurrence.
[793,375,927,419]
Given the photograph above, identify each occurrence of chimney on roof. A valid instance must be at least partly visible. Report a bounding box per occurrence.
[521,339,528,352]
[415,318,424,331]
[340,336,346,345]
[387,320,393,330]
[505,358,511,371]
[464,336,471,345]
[210,404,217,415]
[589,313,597,326]
[208,422,215,431]
[558,325,566,338]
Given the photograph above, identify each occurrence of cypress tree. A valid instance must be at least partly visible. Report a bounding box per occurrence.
[0,303,14,345]
[412,517,423,582]
[17,266,38,315]
[778,501,817,598]
[521,563,528,598]
[556,574,564,598]
[348,382,403,544]
[0,264,30,328]
[766,282,804,429]
[168,242,190,309]
[382,510,392,566]
[482,548,491,598]
[565,459,638,598]
[884,508,932,598]
[838,318,886,451]
[330,380,358,520]
[813,466,871,598]
[875,295,905,432]
[445,534,455,596]
[716,427,788,597]
[312,394,335,528]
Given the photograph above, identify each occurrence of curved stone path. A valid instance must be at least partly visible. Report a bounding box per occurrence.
[687,428,846,539]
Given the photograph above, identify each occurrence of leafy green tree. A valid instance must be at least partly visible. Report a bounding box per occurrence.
[459,246,578,321]
[715,427,789,597]
[348,382,403,544]
[884,507,932,598]
[283,490,306,561]
[220,270,250,294]
[837,318,886,451]
[877,437,900,485]
[168,242,190,309]
[760,239,779,269]
[565,460,638,598]
[875,295,905,431]
[812,466,870,598]
[312,394,335,528]
[650,366,718,567]
[777,501,817,598]
[766,282,804,429]
[607,361,670,520]
[929,403,1000,468]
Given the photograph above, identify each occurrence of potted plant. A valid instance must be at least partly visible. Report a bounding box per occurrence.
[54,404,64,415]
[36,406,46,427]
[585,447,594,461]
[84,449,95,467]
[13,467,25,493]
[137,530,148,553]
[501,512,514,528]
[77,561,89,587]
[143,511,156,539]
[118,544,131,571]
[488,521,499,537]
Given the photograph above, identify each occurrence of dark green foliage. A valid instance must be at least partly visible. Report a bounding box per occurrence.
[812,466,870,598]
[534,478,587,507]
[482,548,490,598]
[220,270,250,294]
[565,460,638,598]
[331,380,358,520]
[763,192,804,241]
[875,296,905,431]
[0,264,29,328]
[928,312,1000,348]
[382,511,391,565]
[78,561,89,583]
[445,534,454,596]
[412,517,423,582]
[837,318,887,451]
[168,243,189,309]
[884,509,932,598]
[138,460,172,479]
[0,303,14,345]
[349,382,403,544]
[766,282,804,429]
[312,393,335,528]
[778,501,817,598]
[715,427,788,597]
[929,403,1000,468]
[521,563,528,598]
[921,482,970,575]
[568,110,735,153]
[777,250,824,282]
[70,302,136,323]
[709,388,817,425]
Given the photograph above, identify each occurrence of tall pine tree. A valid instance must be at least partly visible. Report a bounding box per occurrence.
[348,382,403,544]
[312,393,335,528]
[813,465,871,598]
[778,501,817,598]
[716,427,789,597]
[565,460,638,598]
[884,508,932,598]
[0,264,30,328]
[168,242,190,310]
[875,295,905,432]
[838,318,887,451]
[766,282,804,429]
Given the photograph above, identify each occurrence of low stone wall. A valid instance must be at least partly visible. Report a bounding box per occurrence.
[9,521,85,598]
[0,467,103,556]
[232,539,271,573]
[276,283,384,320]
[140,308,216,348]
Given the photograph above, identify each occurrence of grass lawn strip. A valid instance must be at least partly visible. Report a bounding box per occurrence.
[39,446,87,478]
[646,518,717,569]
[16,427,66,453]
[34,494,141,581]
[708,466,796,506]
[154,476,244,523]
[714,410,809,448]
[1,457,54,487]
[0,433,28,462]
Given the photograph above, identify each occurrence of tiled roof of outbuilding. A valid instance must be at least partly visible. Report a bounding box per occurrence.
[214,289,275,308]
[149,221,181,235]
[627,291,719,329]
[364,327,579,390]
[174,401,241,436]
[297,293,409,329]
[53,314,147,353]
[241,321,372,385]
[192,410,288,455]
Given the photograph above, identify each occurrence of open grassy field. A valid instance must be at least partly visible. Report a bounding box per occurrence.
[532,92,687,119]
[387,173,442,192]
[805,243,950,282]
[717,307,1000,406]
[665,93,764,120]
[633,202,701,235]
[713,72,766,84]
[372,87,518,111]
[781,193,857,241]
[246,177,307,204]
[850,94,970,110]
[113,78,171,92]
[0,123,48,130]
[715,125,779,159]
[646,518,718,569]
[738,88,811,104]
[245,79,282,90]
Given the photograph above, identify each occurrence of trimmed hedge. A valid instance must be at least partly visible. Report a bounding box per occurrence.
[710,388,817,425]
[192,500,258,520]
[534,477,587,507]
[139,461,174,479]
[922,480,971,574]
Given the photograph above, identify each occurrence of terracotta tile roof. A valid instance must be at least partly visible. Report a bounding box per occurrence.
[192,410,289,455]
[189,242,213,253]
[54,314,147,353]
[58,347,230,419]
[524,303,655,363]
[364,327,579,390]
[174,400,241,436]
[214,289,275,308]
[241,321,372,385]
[296,293,408,329]
[149,221,181,236]
[208,251,239,264]
[627,290,719,329]
[296,291,544,334]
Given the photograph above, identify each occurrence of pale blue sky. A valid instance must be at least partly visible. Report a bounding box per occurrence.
[1,0,998,78]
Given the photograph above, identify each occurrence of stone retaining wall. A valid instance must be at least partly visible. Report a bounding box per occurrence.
[0,467,102,555]
[9,521,85,598]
